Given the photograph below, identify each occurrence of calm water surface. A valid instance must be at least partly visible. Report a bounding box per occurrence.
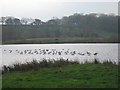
[0,43,119,66]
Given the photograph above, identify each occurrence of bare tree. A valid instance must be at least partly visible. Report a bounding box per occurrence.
[21,18,34,25]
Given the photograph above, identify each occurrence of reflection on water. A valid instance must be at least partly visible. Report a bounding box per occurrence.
[1,43,118,66]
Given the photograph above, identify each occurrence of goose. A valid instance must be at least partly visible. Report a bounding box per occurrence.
[86,51,91,56]
[94,52,98,55]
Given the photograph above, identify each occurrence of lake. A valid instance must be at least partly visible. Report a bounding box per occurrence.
[1,43,119,67]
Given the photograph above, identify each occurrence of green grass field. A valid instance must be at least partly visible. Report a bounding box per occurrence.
[2,64,118,88]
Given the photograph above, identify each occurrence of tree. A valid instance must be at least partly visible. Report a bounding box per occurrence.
[0,17,7,25]
[47,19,57,25]
[5,17,14,25]
[32,19,42,25]
[21,18,31,25]
[13,18,21,25]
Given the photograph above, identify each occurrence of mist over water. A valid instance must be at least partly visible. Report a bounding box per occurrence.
[1,43,118,66]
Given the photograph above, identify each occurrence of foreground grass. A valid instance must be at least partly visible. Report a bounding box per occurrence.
[2,64,118,88]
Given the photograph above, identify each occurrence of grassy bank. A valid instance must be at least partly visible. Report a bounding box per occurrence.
[2,59,118,88]
[3,37,118,44]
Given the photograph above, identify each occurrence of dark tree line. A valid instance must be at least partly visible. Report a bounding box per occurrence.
[1,13,118,42]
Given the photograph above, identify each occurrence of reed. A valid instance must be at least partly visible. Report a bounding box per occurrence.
[2,58,116,74]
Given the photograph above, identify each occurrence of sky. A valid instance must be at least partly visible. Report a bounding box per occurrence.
[0,0,119,21]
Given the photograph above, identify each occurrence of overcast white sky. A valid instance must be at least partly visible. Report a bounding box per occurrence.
[0,0,119,21]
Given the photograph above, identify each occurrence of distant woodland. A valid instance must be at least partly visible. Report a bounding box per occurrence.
[1,13,119,43]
